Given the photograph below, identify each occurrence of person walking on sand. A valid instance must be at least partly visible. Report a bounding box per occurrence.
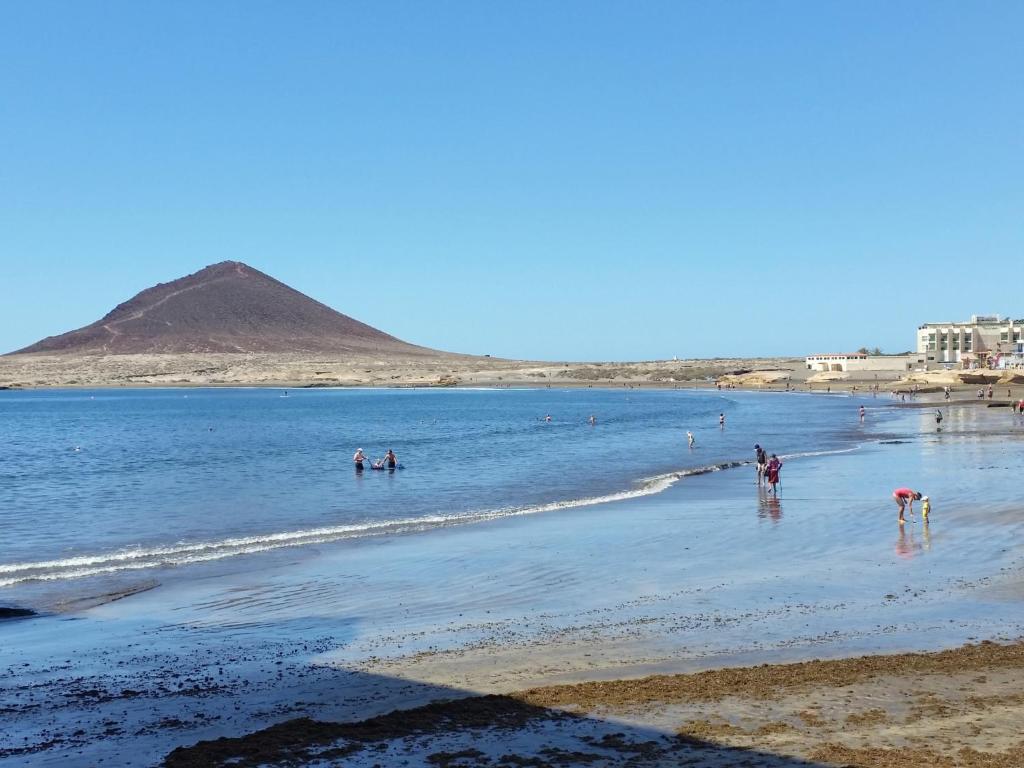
[766,454,783,495]
[892,487,923,524]
[353,447,368,472]
[687,431,695,448]
[754,444,768,485]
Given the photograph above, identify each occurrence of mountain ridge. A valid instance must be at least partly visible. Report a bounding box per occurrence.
[10,261,445,357]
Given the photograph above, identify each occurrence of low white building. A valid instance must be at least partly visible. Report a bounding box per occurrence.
[805,353,924,373]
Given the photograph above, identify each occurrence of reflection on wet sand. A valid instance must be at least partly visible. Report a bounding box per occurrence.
[757,487,783,522]
[895,521,934,559]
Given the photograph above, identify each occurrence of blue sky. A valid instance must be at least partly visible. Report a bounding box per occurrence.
[1,1,1021,360]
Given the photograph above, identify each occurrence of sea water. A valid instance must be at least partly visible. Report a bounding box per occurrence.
[0,387,880,602]
[4,387,1024,768]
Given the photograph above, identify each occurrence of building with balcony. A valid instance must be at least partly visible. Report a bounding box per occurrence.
[917,314,1023,368]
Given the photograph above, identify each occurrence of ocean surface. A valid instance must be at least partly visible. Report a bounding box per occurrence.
[4,386,1024,767]
[0,387,882,603]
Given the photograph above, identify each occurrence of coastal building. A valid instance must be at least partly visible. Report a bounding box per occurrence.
[916,314,1023,368]
[998,342,1024,370]
[805,353,924,373]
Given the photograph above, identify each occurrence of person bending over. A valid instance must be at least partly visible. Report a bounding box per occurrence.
[892,487,922,524]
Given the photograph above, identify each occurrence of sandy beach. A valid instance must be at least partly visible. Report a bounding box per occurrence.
[163,640,1024,767]
[2,391,1023,767]
[0,351,805,390]
[3,353,1022,406]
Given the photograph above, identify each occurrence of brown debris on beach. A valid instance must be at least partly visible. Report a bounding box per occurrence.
[163,640,1024,767]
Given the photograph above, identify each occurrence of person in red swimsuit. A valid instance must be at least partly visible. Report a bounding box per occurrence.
[892,487,922,524]
[766,454,783,495]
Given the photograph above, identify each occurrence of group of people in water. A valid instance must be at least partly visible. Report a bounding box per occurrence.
[351,397,948,525]
[352,447,398,472]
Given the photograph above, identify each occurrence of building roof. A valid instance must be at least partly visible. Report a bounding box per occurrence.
[805,353,867,359]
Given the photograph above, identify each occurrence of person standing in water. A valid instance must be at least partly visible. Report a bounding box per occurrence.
[687,431,695,448]
[754,444,768,485]
[353,447,367,472]
[719,413,725,428]
[892,487,922,524]
[588,414,597,426]
[859,405,866,422]
[766,454,783,495]
[383,448,398,469]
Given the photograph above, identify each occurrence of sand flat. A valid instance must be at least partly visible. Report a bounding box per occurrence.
[161,641,1024,767]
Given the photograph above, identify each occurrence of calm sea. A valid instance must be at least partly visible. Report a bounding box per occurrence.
[0,387,883,597]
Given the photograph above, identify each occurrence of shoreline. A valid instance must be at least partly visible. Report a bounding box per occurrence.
[3,389,1023,766]
[0,386,884,606]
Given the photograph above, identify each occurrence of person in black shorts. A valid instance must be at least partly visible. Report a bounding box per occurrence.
[754,444,768,486]
[353,448,367,472]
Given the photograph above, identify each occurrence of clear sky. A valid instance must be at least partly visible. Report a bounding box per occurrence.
[1,2,1021,360]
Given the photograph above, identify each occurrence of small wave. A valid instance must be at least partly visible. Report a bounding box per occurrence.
[0,450,857,588]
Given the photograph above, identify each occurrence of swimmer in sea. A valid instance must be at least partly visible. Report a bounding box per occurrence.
[588,414,596,426]
[892,487,922,524]
[353,447,367,472]
[383,448,397,469]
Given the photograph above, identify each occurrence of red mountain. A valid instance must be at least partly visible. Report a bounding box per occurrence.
[12,261,443,356]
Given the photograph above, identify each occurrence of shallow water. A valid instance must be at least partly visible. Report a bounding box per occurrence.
[2,390,1023,767]
[0,387,881,601]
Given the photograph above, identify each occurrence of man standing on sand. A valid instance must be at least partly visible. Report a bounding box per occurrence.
[892,487,923,524]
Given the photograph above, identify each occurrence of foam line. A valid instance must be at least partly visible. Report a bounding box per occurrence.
[0,448,859,587]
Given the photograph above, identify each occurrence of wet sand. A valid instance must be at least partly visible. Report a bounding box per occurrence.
[2,399,1023,766]
[164,640,1024,767]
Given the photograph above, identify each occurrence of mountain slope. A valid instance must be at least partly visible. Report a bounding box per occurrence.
[11,261,442,356]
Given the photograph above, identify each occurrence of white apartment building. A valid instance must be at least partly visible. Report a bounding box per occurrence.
[917,314,1023,368]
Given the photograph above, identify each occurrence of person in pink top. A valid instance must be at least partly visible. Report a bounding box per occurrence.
[892,487,922,524]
